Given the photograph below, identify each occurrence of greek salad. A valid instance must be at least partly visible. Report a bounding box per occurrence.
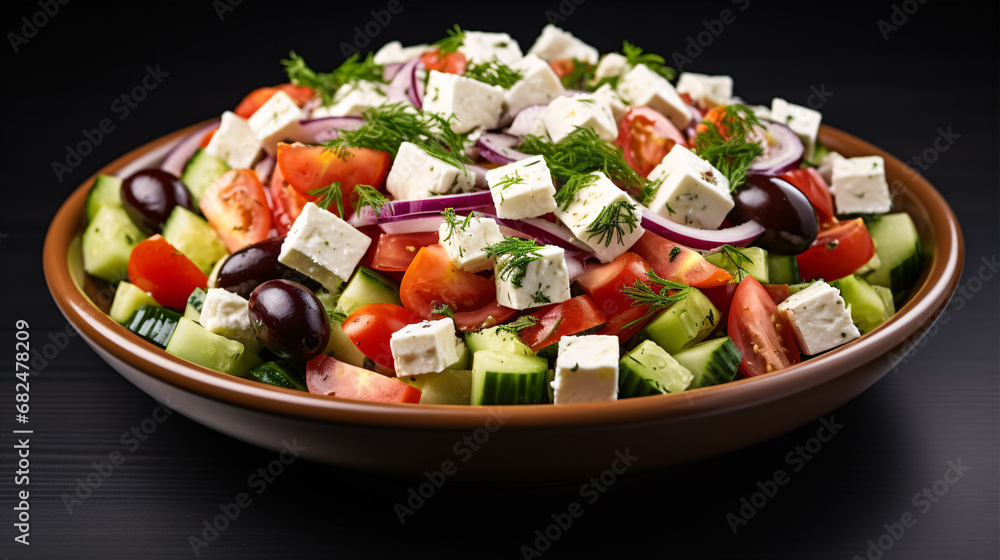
[81,24,923,406]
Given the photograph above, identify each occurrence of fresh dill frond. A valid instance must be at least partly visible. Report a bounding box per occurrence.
[465,60,523,88]
[719,244,754,281]
[586,200,640,247]
[441,207,473,242]
[693,104,765,191]
[307,182,345,218]
[432,24,465,55]
[621,41,676,81]
[532,290,552,305]
[352,184,389,217]
[519,128,648,197]
[621,271,693,328]
[557,59,595,89]
[493,170,526,191]
[484,237,544,288]
[495,315,538,336]
[432,302,456,319]
[282,51,385,105]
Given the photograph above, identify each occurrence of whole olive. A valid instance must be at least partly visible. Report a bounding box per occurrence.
[249,280,330,362]
[728,175,819,255]
[217,236,322,299]
[121,169,196,231]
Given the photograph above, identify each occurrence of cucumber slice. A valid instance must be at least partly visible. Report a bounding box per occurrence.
[165,317,261,376]
[184,287,207,322]
[324,320,368,367]
[250,361,307,391]
[464,326,533,356]
[85,175,123,223]
[471,350,549,405]
[831,274,891,334]
[865,213,922,306]
[672,337,741,389]
[449,341,472,370]
[109,282,158,324]
[854,250,881,277]
[619,340,693,397]
[789,281,818,294]
[643,288,720,354]
[82,205,145,283]
[705,246,769,283]
[767,254,801,285]
[162,206,228,274]
[401,369,473,405]
[181,148,230,202]
[872,285,896,316]
[125,305,182,348]
[334,267,401,319]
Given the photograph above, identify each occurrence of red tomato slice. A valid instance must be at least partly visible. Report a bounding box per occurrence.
[420,49,467,74]
[630,231,732,288]
[702,282,792,330]
[576,252,652,342]
[615,107,688,178]
[267,158,311,236]
[516,295,607,353]
[728,276,800,377]
[341,303,424,371]
[127,235,208,309]
[199,129,216,149]
[306,354,421,403]
[199,169,272,253]
[796,218,877,282]
[276,142,391,218]
[781,168,837,228]
[234,84,315,119]
[371,232,440,271]
[548,59,578,79]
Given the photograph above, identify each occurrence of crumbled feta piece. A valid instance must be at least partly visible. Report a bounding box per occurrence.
[278,202,372,291]
[617,64,691,130]
[777,281,860,355]
[373,41,430,65]
[527,24,598,64]
[831,155,892,214]
[552,335,619,404]
[593,52,629,82]
[591,83,628,124]
[495,244,571,310]
[422,70,504,134]
[386,141,474,201]
[676,72,734,108]
[460,31,522,65]
[205,111,261,169]
[818,150,847,185]
[646,144,734,229]
[504,55,565,116]
[247,90,305,153]
[310,81,386,119]
[541,93,618,143]
[485,154,558,219]
[390,318,462,376]
[438,215,505,273]
[553,172,644,263]
[199,288,262,354]
[770,98,822,160]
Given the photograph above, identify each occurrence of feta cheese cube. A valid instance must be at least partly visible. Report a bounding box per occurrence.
[770,98,822,160]
[506,105,548,138]
[676,72,734,108]
[485,155,558,219]
[553,172,644,263]
[818,150,847,185]
[777,281,860,356]
[552,335,619,404]
[247,90,305,153]
[495,244,571,310]
[373,41,430,65]
[438,215,505,273]
[199,288,262,354]
[422,70,504,134]
[390,318,462,376]
[541,93,618,143]
[386,141,475,201]
[205,111,261,169]
[593,52,629,82]
[618,64,691,130]
[646,144,734,229]
[831,156,892,214]
[504,55,565,116]
[527,24,599,64]
[278,202,372,291]
[310,81,386,119]
[591,83,628,124]
[460,31,522,65]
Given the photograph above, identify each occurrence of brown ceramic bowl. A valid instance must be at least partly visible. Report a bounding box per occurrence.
[43,121,963,482]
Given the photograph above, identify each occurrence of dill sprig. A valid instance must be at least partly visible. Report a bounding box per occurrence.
[493,170,526,191]
[693,104,765,191]
[719,244,754,281]
[586,200,641,247]
[465,60,523,88]
[352,184,389,217]
[484,237,544,288]
[557,59,595,89]
[622,41,676,81]
[622,270,693,328]
[553,173,597,210]
[519,128,648,196]
[495,315,538,336]
[441,207,473,242]
[432,24,465,55]
[307,182,345,218]
[432,302,456,319]
[282,52,385,105]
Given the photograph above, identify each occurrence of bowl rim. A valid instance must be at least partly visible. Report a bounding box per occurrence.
[43,121,964,431]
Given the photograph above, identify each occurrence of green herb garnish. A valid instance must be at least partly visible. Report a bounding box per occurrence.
[441,207,473,242]
[432,24,465,55]
[622,41,676,81]
[465,60,523,88]
[719,244,754,281]
[282,51,384,105]
[432,302,456,319]
[307,182,345,218]
[352,184,389,217]
[622,271,693,328]
[585,199,640,248]
[495,315,538,336]
[519,128,649,198]
[557,59,595,89]
[692,104,764,191]
[484,237,544,288]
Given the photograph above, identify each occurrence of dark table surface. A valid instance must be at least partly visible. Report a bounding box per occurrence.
[1,1,997,558]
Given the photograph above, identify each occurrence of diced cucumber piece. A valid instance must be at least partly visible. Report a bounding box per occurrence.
[314,287,344,318]
[831,274,892,334]
[705,246,769,283]
[789,281,818,294]
[109,282,158,324]
[82,205,145,283]
[865,213,922,306]
[854,249,881,277]
[125,305,182,348]
[872,285,896,316]
[165,317,261,376]
[767,254,801,285]
[619,340,693,397]
[181,148,230,202]
[85,175,123,223]
[464,326,533,356]
[250,361,307,391]
[333,267,401,319]
[672,337,741,389]
[449,341,472,370]
[643,289,720,354]
[184,287,207,322]
[162,206,227,274]
[401,369,473,405]
[324,320,368,367]
[471,350,549,405]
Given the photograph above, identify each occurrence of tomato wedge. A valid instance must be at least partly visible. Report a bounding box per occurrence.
[576,252,652,342]
[516,295,607,353]
[781,168,837,228]
[728,276,800,377]
[371,232,440,271]
[615,107,687,178]
[127,235,208,309]
[268,160,310,236]
[797,218,877,282]
[630,231,732,288]
[276,143,391,218]
[234,83,315,119]
[306,354,421,403]
[342,303,424,371]
[199,169,272,253]
[702,282,792,330]
[420,49,467,74]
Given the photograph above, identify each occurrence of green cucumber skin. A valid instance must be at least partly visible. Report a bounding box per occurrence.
[335,267,402,318]
[82,205,145,283]
[472,369,548,405]
[673,337,741,389]
[865,213,922,306]
[181,149,230,202]
[767,254,801,285]
[125,305,182,348]
[618,340,693,398]
[250,361,307,391]
[85,175,123,223]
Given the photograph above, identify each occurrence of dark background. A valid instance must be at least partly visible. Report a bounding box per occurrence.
[1,0,997,558]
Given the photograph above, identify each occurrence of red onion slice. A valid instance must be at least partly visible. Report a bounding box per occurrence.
[506,105,547,137]
[682,104,702,144]
[408,59,425,108]
[748,121,804,177]
[379,191,494,218]
[387,57,419,103]
[295,116,364,144]
[641,208,764,251]
[564,254,588,282]
[254,155,276,184]
[161,122,219,177]
[476,133,531,165]
[383,62,404,81]
[378,214,445,234]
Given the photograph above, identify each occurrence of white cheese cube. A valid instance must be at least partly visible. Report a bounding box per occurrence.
[542,93,618,143]
[777,281,860,356]
[593,52,629,82]
[553,172,644,263]
[495,244,571,310]
[390,318,462,376]
[438,215,505,273]
[386,141,474,201]
[247,90,305,153]
[460,31,522,65]
[676,72,733,108]
[646,144,734,230]
[552,335,619,404]
[770,98,822,160]
[617,64,691,130]
[591,83,628,124]
[831,156,892,214]
[278,202,372,291]
[199,288,262,354]
[205,111,261,169]
[527,24,599,64]
[504,55,565,116]
[422,70,504,134]
[485,154,558,219]
[373,41,430,65]
[818,150,847,185]
[310,81,386,119]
